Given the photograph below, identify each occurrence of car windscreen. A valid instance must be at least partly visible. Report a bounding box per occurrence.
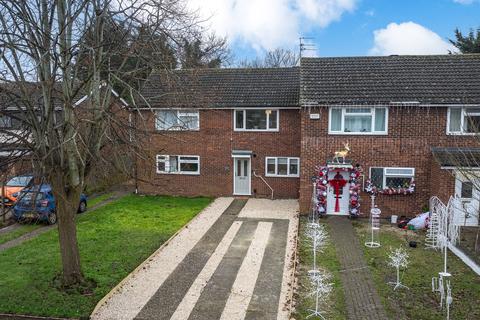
[18,191,45,203]
[6,176,32,187]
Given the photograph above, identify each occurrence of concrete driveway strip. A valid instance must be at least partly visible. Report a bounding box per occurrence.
[92,197,299,320]
[91,197,235,320]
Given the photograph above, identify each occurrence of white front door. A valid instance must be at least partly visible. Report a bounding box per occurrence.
[234,157,251,195]
[454,173,480,226]
[326,170,350,215]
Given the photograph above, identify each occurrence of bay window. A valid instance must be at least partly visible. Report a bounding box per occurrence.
[156,155,200,174]
[448,107,480,134]
[329,107,388,134]
[155,109,199,131]
[265,157,300,177]
[234,109,279,131]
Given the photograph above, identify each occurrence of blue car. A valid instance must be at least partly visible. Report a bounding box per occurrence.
[13,184,88,225]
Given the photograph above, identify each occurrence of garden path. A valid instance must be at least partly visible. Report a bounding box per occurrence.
[328,216,388,320]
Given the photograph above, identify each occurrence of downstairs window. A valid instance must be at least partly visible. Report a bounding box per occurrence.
[369,167,415,189]
[156,155,200,174]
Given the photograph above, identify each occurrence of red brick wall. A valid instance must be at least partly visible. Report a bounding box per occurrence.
[299,106,478,216]
[136,108,301,198]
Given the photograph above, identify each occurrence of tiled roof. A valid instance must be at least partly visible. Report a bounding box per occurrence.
[300,55,480,105]
[138,67,300,108]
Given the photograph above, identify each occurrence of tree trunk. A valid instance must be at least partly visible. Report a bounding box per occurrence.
[56,196,83,286]
[50,174,84,286]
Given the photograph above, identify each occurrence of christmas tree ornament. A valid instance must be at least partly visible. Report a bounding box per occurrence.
[387,247,409,290]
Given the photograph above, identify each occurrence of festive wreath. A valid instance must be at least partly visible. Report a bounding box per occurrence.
[365,178,415,195]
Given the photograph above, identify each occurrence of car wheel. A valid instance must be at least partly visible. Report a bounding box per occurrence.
[47,212,57,225]
[78,201,87,213]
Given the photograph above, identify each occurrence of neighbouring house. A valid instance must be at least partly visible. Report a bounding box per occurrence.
[135,54,480,221]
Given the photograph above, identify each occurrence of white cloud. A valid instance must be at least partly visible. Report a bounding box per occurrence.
[369,22,457,56]
[189,0,357,52]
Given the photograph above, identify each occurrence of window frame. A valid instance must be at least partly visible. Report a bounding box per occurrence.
[233,108,280,132]
[156,155,200,175]
[0,115,13,129]
[447,106,480,135]
[265,157,300,177]
[155,109,200,131]
[328,106,388,135]
[369,166,415,189]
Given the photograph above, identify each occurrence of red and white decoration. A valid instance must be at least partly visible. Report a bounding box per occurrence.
[314,164,362,218]
[365,178,415,195]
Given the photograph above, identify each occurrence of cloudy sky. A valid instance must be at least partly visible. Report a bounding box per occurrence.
[189,0,480,59]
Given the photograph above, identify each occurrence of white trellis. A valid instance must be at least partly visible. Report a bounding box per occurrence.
[387,247,409,290]
[307,271,333,320]
[429,195,461,320]
[425,196,443,250]
[365,195,381,248]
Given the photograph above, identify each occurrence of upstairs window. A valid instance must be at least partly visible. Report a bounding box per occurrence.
[265,157,300,177]
[156,155,200,174]
[329,107,387,134]
[155,110,199,131]
[0,115,12,129]
[369,167,415,189]
[234,109,278,131]
[448,107,480,134]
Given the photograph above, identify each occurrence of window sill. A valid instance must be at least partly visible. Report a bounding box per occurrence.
[156,172,200,175]
[234,129,279,132]
[265,174,300,178]
[446,132,478,136]
[328,131,388,136]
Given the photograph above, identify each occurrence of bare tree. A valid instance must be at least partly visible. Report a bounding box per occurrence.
[237,48,299,68]
[0,0,201,287]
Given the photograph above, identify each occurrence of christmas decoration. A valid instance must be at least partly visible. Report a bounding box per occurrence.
[313,164,362,218]
[387,247,409,290]
[365,178,415,195]
[307,271,333,320]
[365,204,381,248]
[304,223,328,275]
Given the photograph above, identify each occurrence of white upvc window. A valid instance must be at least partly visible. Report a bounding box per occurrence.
[447,107,480,135]
[369,167,415,189]
[265,157,300,177]
[329,107,388,135]
[156,155,200,175]
[155,109,199,131]
[234,109,279,131]
[0,115,12,129]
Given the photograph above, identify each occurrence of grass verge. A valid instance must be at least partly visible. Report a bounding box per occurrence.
[0,224,42,245]
[291,217,347,319]
[88,192,115,207]
[354,221,480,320]
[0,194,212,318]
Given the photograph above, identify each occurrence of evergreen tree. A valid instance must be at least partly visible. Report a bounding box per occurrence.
[449,27,480,53]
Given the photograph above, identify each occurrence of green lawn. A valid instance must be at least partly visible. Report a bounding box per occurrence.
[0,224,42,245]
[88,192,115,207]
[292,217,347,319]
[0,194,212,318]
[354,221,480,320]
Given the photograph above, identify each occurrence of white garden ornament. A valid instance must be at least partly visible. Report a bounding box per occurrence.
[307,271,333,320]
[365,195,381,248]
[305,222,328,275]
[429,195,461,320]
[387,247,409,290]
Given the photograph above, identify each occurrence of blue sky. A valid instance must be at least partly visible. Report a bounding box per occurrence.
[190,0,480,60]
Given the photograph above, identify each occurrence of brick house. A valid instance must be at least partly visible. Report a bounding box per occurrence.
[136,54,480,221]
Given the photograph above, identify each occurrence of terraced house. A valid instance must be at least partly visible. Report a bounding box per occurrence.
[136,54,480,221]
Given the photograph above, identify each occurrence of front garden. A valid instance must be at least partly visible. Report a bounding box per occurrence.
[293,217,480,320]
[0,194,212,318]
